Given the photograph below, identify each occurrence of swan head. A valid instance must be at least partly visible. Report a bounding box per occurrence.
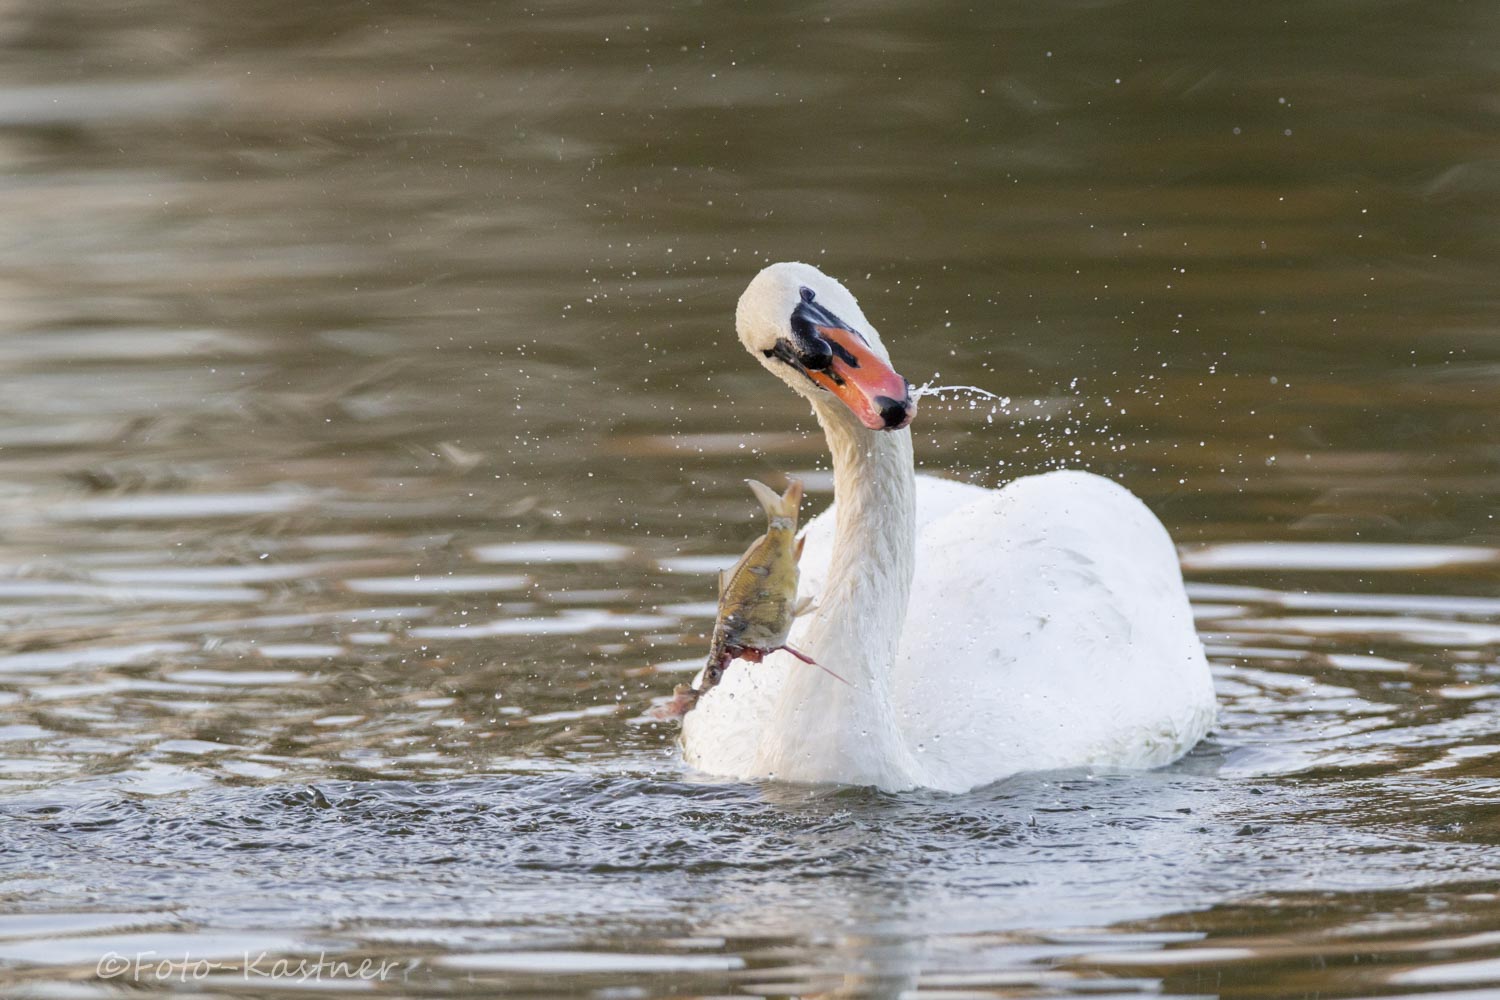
[736,262,916,431]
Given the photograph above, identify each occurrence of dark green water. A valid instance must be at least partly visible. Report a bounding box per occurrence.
[2,0,1500,996]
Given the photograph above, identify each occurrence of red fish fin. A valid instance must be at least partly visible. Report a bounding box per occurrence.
[784,644,851,687]
[783,643,816,664]
[651,684,700,721]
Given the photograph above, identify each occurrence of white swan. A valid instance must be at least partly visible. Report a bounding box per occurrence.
[680,262,1216,793]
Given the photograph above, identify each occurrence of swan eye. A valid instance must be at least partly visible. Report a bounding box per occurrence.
[762,294,869,392]
[763,339,832,389]
[789,329,834,372]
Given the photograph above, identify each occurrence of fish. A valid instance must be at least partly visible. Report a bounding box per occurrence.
[657,478,840,721]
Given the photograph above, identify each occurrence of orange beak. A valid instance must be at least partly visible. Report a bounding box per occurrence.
[806,325,916,430]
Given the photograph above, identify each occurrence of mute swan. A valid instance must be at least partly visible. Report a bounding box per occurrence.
[680,262,1216,793]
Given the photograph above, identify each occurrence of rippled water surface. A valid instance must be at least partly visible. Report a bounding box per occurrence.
[3,1,1500,996]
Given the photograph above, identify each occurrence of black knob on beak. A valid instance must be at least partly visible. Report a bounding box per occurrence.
[874,394,914,430]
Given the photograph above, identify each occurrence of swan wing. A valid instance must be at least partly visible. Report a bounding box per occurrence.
[891,470,1216,791]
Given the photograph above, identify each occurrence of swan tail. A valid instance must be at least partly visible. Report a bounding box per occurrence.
[745,478,804,523]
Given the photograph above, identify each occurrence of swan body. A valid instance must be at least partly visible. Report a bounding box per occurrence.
[680,263,1216,793]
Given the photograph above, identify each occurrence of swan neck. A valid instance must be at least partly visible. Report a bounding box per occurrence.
[813,404,916,681]
[751,401,922,790]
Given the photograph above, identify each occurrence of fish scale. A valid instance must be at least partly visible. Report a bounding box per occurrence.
[657,479,817,719]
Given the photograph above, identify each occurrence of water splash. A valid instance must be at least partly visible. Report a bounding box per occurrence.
[911,381,1010,406]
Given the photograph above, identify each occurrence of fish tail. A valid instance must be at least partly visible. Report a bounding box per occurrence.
[745,477,803,522]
